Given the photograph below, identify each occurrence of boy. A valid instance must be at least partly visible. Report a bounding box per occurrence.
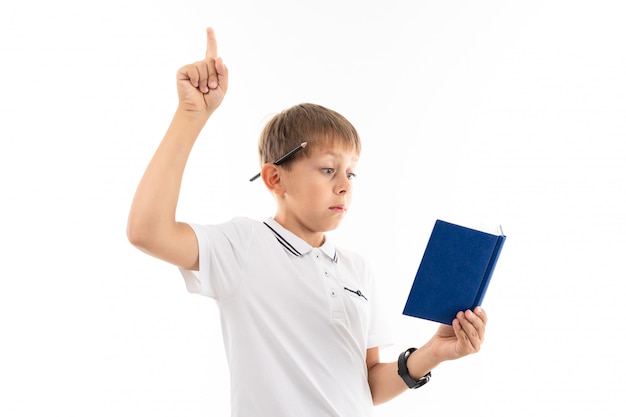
[127,27,488,417]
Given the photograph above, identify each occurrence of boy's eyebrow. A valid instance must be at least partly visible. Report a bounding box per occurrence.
[316,151,359,161]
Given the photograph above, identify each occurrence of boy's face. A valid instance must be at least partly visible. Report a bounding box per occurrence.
[275,144,359,240]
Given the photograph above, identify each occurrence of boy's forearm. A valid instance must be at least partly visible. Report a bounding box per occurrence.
[368,345,442,405]
[368,361,408,404]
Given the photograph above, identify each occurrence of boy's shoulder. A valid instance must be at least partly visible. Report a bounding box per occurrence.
[205,216,262,229]
[191,216,267,244]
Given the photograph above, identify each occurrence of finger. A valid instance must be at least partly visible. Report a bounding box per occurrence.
[451,316,472,353]
[456,311,482,351]
[206,59,218,90]
[178,63,201,88]
[474,306,488,324]
[196,61,211,93]
[205,27,218,60]
[467,307,487,341]
[215,57,228,91]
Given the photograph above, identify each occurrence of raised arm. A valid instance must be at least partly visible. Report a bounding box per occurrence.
[127,28,228,270]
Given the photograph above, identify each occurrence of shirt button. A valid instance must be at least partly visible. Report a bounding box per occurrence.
[331,289,337,297]
[324,271,329,277]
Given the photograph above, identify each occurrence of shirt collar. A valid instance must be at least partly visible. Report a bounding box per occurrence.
[263,217,338,263]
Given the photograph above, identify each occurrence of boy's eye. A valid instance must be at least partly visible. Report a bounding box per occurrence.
[321,168,357,179]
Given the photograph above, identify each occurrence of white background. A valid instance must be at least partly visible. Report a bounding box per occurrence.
[1,0,624,416]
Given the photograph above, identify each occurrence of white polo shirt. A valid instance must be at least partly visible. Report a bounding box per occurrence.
[180,217,391,417]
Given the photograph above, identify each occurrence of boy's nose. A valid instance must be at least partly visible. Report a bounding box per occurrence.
[335,176,352,194]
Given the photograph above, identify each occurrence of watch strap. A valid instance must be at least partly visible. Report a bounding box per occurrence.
[397,348,431,389]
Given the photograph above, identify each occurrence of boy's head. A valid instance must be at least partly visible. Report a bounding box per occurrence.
[257,103,361,240]
[257,103,361,169]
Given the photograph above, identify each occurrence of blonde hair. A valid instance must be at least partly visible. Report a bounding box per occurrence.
[257,103,361,169]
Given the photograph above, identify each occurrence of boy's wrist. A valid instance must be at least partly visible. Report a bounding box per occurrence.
[398,348,432,389]
[406,343,441,380]
[174,107,213,124]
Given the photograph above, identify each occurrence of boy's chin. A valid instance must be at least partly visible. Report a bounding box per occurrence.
[323,218,345,232]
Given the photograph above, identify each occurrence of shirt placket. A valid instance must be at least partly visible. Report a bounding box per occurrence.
[312,248,344,322]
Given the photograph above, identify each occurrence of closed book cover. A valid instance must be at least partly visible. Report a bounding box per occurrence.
[402,219,506,325]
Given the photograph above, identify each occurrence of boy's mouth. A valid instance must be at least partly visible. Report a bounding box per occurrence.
[329,205,346,213]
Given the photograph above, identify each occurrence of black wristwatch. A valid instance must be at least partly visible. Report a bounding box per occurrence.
[397,348,431,389]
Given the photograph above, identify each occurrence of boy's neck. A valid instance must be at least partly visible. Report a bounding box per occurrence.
[272,215,326,248]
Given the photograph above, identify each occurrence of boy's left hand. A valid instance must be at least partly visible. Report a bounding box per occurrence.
[432,307,487,360]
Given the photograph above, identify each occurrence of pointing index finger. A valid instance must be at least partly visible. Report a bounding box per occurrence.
[205,27,218,60]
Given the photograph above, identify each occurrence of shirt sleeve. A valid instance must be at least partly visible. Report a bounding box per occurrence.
[366,273,395,350]
[179,217,254,300]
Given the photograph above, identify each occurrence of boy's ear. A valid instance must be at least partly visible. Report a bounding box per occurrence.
[261,163,286,195]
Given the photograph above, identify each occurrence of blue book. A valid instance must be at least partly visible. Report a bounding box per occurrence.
[402,219,506,325]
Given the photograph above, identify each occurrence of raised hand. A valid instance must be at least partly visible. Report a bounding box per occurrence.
[176,27,228,114]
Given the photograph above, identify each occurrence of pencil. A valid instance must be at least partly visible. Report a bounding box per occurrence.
[249,142,308,182]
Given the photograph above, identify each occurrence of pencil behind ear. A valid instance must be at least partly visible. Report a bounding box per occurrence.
[261,164,285,195]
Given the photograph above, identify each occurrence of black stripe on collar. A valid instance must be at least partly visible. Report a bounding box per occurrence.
[263,221,302,257]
